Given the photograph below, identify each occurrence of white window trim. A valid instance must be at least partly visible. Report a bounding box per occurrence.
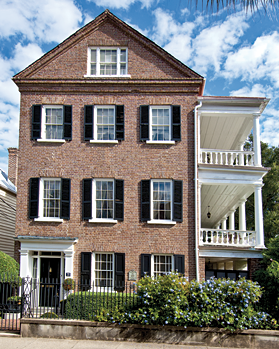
[148,106,172,143]
[89,105,119,143]
[88,178,117,223]
[151,254,174,277]
[85,47,130,78]
[34,178,63,223]
[147,179,176,225]
[92,252,115,291]
[41,105,64,142]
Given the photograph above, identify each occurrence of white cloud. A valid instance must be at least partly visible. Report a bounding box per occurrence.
[151,8,194,63]
[0,102,19,153]
[191,12,249,75]
[126,22,149,37]
[230,84,273,98]
[89,0,157,10]
[223,32,279,87]
[0,0,82,43]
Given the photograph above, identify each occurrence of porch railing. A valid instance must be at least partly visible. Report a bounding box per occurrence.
[199,149,255,167]
[200,229,256,247]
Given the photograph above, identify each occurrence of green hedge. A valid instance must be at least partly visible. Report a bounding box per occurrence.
[64,290,138,320]
[0,251,20,283]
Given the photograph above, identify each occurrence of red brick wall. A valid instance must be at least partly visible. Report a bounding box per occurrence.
[14,20,201,282]
[8,147,18,187]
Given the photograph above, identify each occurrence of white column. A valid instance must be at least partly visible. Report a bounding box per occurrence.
[253,113,262,167]
[20,249,29,278]
[255,184,265,248]
[239,199,246,231]
[229,211,235,230]
[239,144,244,166]
[64,250,74,278]
[221,218,227,230]
[198,111,201,163]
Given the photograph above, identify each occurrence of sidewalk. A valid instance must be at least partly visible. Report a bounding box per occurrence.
[0,333,248,349]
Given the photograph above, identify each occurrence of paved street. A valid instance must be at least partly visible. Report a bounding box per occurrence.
[0,333,248,349]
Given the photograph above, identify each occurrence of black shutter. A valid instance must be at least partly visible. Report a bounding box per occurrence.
[84,105,94,141]
[141,254,151,277]
[114,179,124,221]
[140,105,149,141]
[141,180,150,221]
[82,179,92,220]
[29,178,39,219]
[173,180,183,222]
[63,105,72,140]
[115,105,124,141]
[60,178,71,219]
[172,106,181,141]
[114,253,125,291]
[81,252,91,290]
[174,255,185,275]
[31,105,41,140]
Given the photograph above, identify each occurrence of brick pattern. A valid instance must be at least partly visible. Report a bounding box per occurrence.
[8,148,18,187]
[248,258,261,280]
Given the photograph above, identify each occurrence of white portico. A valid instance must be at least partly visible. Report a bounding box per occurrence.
[195,96,269,279]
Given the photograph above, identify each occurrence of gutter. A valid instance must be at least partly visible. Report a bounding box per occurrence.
[194,101,202,281]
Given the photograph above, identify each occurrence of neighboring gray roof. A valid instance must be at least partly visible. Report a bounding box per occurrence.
[0,169,17,194]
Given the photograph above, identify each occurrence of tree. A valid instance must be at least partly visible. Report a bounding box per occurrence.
[244,135,279,243]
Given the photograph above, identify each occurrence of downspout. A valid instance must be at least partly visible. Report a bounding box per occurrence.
[194,101,202,281]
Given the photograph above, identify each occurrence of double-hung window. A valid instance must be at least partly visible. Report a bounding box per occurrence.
[80,252,125,291]
[29,177,71,221]
[141,254,185,278]
[31,105,72,142]
[141,179,183,224]
[140,105,181,144]
[82,178,124,222]
[84,105,124,143]
[87,48,128,77]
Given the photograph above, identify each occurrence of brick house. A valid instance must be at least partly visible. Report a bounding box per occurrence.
[12,10,268,298]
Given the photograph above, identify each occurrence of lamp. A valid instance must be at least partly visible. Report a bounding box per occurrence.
[207,206,211,219]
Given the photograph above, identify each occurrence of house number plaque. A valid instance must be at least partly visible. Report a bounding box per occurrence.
[128,270,137,281]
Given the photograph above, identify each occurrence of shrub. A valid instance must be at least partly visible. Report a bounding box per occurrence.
[40,312,58,319]
[0,251,20,283]
[63,278,75,291]
[253,260,279,321]
[7,296,21,303]
[91,273,277,331]
[64,290,138,321]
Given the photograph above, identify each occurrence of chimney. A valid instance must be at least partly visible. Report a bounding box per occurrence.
[8,147,18,187]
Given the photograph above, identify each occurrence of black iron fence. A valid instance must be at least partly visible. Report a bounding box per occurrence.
[0,275,138,332]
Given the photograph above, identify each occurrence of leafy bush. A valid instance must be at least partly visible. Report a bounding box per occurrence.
[40,312,58,319]
[0,251,20,283]
[63,278,75,291]
[7,296,21,303]
[254,260,279,321]
[91,273,277,331]
[64,290,137,320]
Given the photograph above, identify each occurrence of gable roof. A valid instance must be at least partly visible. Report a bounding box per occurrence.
[13,9,204,85]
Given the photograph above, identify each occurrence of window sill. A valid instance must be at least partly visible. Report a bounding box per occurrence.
[34,218,64,223]
[89,140,119,144]
[147,220,176,225]
[37,139,65,143]
[88,219,118,224]
[84,75,131,78]
[146,141,175,145]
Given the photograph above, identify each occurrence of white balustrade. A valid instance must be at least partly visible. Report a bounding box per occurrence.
[199,229,256,247]
[199,149,255,167]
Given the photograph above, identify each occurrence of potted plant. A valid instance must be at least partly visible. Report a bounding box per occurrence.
[7,296,21,313]
[63,278,75,291]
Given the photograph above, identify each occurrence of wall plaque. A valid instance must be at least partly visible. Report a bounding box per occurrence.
[128,270,137,281]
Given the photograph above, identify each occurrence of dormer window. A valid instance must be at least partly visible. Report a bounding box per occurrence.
[87,47,128,77]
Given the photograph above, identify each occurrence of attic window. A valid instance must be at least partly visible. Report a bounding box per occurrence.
[87,47,128,77]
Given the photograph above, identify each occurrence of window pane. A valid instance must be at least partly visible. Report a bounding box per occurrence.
[43,180,61,218]
[154,254,172,278]
[95,180,114,219]
[91,49,96,62]
[153,181,171,221]
[44,107,63,140]
[96,108,115,140]
[95,253,114,288]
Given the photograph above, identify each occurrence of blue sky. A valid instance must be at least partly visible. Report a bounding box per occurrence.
[0,0,279,173]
